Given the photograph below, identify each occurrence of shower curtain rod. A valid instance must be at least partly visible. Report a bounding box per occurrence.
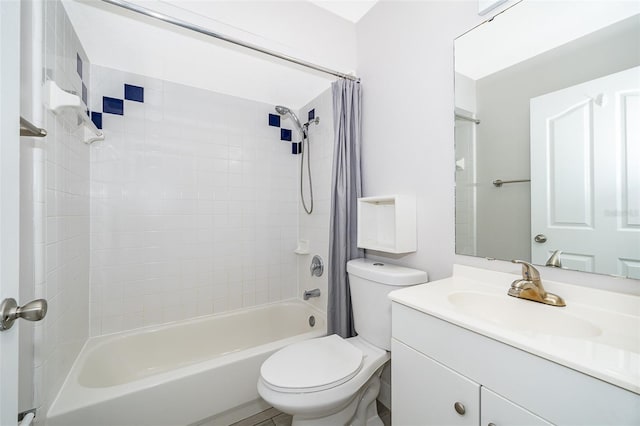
[455,113,480,124]
[100,0,360,82]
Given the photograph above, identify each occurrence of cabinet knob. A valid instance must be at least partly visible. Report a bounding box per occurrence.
[488,424,496,426]
[454,402,466,415]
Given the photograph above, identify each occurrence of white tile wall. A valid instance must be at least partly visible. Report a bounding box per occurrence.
[89,66,300,335]
[34,0,91,421]
[296,88,334,313]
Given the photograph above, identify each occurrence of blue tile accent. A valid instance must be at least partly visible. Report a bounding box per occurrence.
[76,53,82,78]
[103,97,124,115]
[280,128,292,141]
[269,113,281,127]
[308,109,315,120]
[292,142,301,155]
[91,112,103,129]
[82,83,88,105]
[124,84,144,102]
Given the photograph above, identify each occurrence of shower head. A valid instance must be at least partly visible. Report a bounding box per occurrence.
[275,105,304,134]
[275,105,290,116]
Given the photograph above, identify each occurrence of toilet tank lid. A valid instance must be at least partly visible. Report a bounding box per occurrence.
[347,258,428,286]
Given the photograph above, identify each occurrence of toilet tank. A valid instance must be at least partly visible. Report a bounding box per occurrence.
[347,258,427,350]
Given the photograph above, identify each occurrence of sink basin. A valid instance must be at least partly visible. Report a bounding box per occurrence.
[388,264,640,394]
[448,291,602,338]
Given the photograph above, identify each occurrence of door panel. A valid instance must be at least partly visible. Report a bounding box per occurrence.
[620,91,640,229]
[530,66,640,277]
[547,100,593,227]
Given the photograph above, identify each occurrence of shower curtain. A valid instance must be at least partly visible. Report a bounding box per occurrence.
[327,79,364,338]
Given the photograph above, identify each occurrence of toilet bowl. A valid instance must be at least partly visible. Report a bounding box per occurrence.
[258,335,389,425]
[257,259,428,425]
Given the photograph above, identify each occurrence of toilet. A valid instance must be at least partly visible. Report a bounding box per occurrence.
[257,258,428,425]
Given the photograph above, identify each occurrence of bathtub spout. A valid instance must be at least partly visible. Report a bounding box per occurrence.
[303,288,321,300]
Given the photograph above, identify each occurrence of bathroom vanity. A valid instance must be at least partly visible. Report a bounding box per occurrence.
[389,265,640,425]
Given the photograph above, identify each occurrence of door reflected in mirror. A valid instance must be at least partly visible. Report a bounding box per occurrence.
[454,1,640,278]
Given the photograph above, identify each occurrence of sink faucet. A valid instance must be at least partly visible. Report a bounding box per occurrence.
[508,260,566,307]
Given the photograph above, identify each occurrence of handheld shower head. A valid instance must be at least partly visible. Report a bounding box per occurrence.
[275,105,289,115]
[274,104,316,215]
[275,105,304,135]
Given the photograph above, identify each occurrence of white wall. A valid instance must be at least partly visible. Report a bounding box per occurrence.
[36,0,92,421]
[357,0,482,281]
[296,87,334,312]
[454,72,476,114]
[89,65,302,335]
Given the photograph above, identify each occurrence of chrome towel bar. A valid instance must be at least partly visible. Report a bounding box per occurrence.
[493,179,530,187]
[20,117,47,138]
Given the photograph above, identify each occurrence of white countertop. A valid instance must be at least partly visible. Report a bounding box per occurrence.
[389,264,640,394]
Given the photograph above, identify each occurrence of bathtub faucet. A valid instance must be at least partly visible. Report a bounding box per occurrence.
[303,288,321,300]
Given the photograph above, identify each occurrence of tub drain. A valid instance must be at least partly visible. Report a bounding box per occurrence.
[308,315,316,327]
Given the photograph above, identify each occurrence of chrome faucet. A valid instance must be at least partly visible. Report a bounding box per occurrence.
[545,250,563,268]
[303,288,321,300]
[508,260,566,307]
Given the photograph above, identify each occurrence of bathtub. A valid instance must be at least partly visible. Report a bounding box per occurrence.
[46,300,326,426]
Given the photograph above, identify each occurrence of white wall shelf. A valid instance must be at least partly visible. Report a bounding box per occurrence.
[43,80,104,144]
[357,195,416,254]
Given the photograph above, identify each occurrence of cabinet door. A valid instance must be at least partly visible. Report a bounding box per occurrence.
[481,387,552,426]
[392,339,480,426]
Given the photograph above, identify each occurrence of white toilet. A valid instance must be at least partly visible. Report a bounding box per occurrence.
[257,258,427,425]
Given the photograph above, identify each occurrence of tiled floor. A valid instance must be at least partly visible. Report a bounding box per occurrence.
[230,402,391,426]
[229,407,291,426]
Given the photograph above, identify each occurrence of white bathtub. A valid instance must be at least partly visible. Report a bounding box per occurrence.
[46,300,326,426]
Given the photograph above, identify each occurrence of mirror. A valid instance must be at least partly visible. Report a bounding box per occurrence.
[454,1,640,278]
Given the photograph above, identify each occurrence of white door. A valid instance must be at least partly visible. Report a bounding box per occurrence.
[530,66,640,277]
[0,0,22,424]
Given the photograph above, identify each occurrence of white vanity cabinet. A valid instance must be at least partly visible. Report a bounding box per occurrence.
[391,301,640,426]
[393,339,550,426]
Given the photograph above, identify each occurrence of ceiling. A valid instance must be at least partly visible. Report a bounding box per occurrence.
[64,0,362,109]
[309,0,378,22]
[456,0,640,80]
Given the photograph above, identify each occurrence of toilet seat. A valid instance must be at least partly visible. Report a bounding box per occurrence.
[260,335,364,393]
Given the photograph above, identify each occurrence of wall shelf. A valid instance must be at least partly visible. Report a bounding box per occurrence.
[357,195,416,254]
[43,80,105,144]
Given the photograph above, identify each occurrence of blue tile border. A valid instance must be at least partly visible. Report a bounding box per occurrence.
[308,109,315,120]
[292,142,301,155]
[269,114,281,127]
[103,97,124,115]
[124,84,144,102]
[91,112,103,129]
[280,128,292,141]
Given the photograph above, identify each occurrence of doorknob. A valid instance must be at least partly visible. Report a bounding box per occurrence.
[534,234,547,243]
[0,298,48,331]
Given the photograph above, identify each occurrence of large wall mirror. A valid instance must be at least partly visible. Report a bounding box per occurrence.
[454,1,640,278]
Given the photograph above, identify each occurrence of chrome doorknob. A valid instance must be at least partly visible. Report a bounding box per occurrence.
[0,298,48,331]
[534,234,547,243]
